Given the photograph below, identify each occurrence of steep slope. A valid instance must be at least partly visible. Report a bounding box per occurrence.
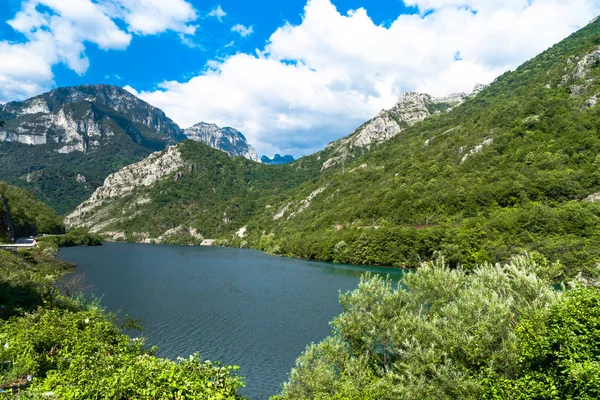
[243,16,600,276]
[0,85,186,213]
[69,18,600,279]
[65,140,313,243]
[0,182,64,242]
[317,88,481,170]
[184,122,259,162]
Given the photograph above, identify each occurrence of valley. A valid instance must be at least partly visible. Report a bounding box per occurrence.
[1,12,600,400]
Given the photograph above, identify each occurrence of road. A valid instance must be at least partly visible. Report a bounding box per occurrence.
[0,237,37,250]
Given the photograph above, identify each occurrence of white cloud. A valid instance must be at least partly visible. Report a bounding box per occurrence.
[0,0,197,103]
[100,0,198,36]
[208,5,226,21]
[1,0,131,102]
[130,0,600,157]
[231,24,254,37]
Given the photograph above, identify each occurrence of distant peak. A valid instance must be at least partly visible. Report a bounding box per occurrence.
[261,154,295,165]
[183,122,259,162]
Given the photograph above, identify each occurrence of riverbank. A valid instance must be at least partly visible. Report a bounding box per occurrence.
[0,246,245,398]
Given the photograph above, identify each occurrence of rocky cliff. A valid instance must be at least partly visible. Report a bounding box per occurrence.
[184,122,259,162]
[0,85,189,213]
[0,84,185,153]
[64,145,186,233]
[320,87,485,170]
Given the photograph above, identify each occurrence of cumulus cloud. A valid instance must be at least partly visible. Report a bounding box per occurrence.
[231,24,254,37]
[101,0,198,36]
[0,0,197,103]
[208,5,227,21]
[130,0,600,157]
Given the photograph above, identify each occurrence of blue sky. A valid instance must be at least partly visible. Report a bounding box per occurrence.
[0,0,599,157]
[0,0,415,92]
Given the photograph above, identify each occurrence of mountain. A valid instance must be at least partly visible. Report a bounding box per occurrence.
[0,84,184,149]
[64,140,312,243]
[261,154,295,165]
[0,182,64,243]
[68,18,600,280]
[0,84,186,213]
[184,122,259,162]
[319,87,483,170]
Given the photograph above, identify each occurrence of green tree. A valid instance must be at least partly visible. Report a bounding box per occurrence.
[273,255,560,399]
[485,288,600,399]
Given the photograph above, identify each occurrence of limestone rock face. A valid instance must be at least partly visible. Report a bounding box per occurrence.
[0,84,185,153]
[65,145,185,229]
[585,192,600,203]
[573,45,600,81]
[184,122,259,162]
[321,86,482,170]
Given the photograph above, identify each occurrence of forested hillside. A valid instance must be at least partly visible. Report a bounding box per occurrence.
[0,182,64,242]
[241,16,600,280]
[0,85,184,214]
[69,17,600,281]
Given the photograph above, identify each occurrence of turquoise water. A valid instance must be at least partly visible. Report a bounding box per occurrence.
[59,242,406,399]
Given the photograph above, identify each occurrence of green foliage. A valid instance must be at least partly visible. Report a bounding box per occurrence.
[484,288,600,400]
[0,308,243,399]
[273,255,560,400]
[37,229,103,257]
[239,17,600,279]
[0,182,64,242]
[0,249,74,320]
[0,242,244,398]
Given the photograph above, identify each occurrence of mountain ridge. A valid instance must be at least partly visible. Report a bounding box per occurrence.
[183,122,259,162]
[66,16,600,280]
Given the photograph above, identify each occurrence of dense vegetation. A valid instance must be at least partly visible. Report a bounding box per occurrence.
[75,140,318,242]
[0,182,64,242]
[0,248,244,398]
[273,256,599,399]
[75,17,600,283]
[240,16,600,280]
[0,85,184,214]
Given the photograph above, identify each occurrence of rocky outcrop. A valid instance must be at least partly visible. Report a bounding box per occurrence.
[321,86,483,170]
[273,186,327,220]
[0,84,185,153]
[460,138,494,164]
[184,122,259,162]
[585,192,600,202]
[65,145,185,229]
[573,45,600,81]
[560,45,600,97]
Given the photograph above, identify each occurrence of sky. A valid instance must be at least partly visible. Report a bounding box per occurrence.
[0,0,599,157]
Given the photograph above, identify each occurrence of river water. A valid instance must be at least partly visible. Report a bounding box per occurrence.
[59,242,406,399]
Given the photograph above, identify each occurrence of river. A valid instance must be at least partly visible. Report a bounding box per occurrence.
[59,242,406,399]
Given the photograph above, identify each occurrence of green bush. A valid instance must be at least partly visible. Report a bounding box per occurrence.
[274,255,560,399]
[484,288,600,399]
[0,308,244,399]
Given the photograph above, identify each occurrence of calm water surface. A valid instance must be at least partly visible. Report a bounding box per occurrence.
[58,243,405,399]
